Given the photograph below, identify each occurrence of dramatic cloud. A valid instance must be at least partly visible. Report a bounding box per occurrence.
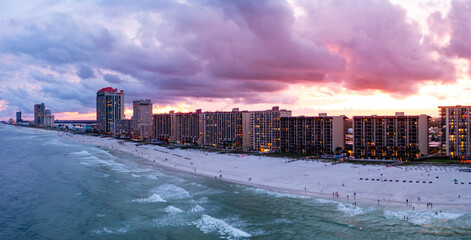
[0,0,467,119]
[442,1,471,59]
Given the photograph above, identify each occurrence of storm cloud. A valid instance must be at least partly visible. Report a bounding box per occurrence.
[0,0,468,119]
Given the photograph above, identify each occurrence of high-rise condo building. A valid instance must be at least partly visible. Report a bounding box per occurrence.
[170,110,202,144]
[132,99,153,139]
[96,87,124,134]
[439,105,471,157]
[16,110,22,123]
[34,103,46,126]
[243,106,292,152]
[280,114,346,155]
[153,113,172,142]
[201,108,245,148]
[353,112,429,160]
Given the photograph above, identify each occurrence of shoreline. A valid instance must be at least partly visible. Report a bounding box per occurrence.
[7,124,471,212]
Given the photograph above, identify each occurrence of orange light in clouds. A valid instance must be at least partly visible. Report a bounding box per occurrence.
[54,112,96,120]
[153,104,191,114]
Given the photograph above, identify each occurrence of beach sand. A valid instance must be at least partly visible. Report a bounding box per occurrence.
[25,127,471,212]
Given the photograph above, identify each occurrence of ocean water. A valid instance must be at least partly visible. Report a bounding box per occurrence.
[0,125,470,240]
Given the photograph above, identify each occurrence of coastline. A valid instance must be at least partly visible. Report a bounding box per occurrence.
[9,125,471,212]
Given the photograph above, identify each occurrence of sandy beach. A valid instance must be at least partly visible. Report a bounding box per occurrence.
[26,127,471,212]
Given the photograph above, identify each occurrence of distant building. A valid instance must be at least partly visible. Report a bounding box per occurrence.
[153,113,172,142]
[243,106,292,152]
[16,110,22,123]
[114,119,132,138]
[201,109,245,148]
[353,112,429,160]
[280,114,347,155]
[44,109,55,127]
[96,87,124,134]
[170,111,202,144]
[439,105,471,157]
[132,99,153,139]
[34,103,46,126]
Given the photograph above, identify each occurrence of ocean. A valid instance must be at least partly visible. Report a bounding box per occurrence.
[0,124,470,239]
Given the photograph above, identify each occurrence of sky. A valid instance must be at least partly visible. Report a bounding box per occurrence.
[0,0,471,121]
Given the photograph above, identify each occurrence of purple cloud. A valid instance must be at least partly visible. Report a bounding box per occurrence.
[0,0,465,119]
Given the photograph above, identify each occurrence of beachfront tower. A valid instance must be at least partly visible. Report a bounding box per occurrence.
[132,99,153,139]
[16,110,22,123]
[96,87,124,134]
[439,105,471,157]
[34,103,46,126]
[353,112,429,160]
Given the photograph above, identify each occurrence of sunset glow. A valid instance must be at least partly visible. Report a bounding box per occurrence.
[1,0,471,120]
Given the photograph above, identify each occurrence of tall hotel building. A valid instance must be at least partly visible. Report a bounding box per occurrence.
[171,110,202,144]
[243,106,292,151]
[153,113,172,142]
[353,112,429,159]
[280,114,346,154]
[439,105,471,157]
[16,110,22,123]
[34,103,46,126]
[132,99,153,139]
[201,108,245,148]
[96,87,124,134]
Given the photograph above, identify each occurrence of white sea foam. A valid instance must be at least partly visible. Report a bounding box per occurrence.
[131,174,140,178]
[154,184,191,200]
[132,194,166,203]
[384,210,464,225]
[194,215,251,239]
[189,205,205,213]
[80,162,90,166]
[315,198,340,205]
[94,227,128,235]
[248,187,309,199]
[164,206,184,214]
[337,203,364,216]
[71,150,92,156]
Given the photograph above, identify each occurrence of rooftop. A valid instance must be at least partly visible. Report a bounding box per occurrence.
[97,87,124,94]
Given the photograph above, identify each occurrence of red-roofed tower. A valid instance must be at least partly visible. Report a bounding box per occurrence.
[96,87,125,133]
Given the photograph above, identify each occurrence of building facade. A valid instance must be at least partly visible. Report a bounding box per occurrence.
[280,114,346,155]
[439,105,471,157]
[16,110,22,123]
[170,110,202,144]
[44,109,54,127]
[96,87,124,134]
[132,99,153,139]
[246,106,292,152]
[34,103,46,126]
[153,113,172,142]
[113,119,132,138]
[353,113,429,159]
[201,109,245,148]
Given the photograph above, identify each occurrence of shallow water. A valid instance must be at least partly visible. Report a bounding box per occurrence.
[0,125,470,239]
